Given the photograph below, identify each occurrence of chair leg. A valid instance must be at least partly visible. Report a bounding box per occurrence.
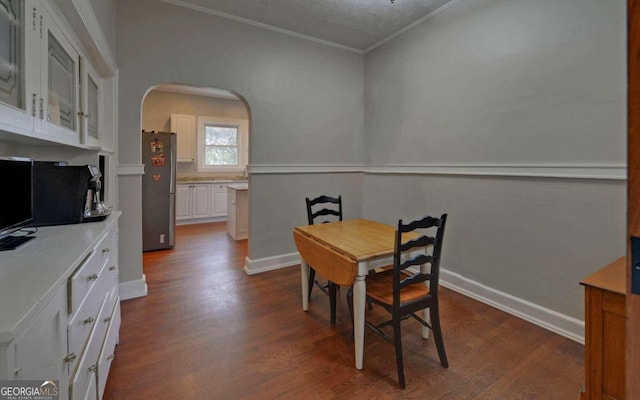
[308,268,316,299]
[393,315,406,389]
[430,303,449,368]
[346,287,354,337]
[329,282,337,324]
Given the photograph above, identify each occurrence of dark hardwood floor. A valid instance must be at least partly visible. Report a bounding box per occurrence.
[104,222,584,399]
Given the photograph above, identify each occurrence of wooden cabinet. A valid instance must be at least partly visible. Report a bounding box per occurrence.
[0,214,120,400]
[580,257,626,400]
[170,114,196,162]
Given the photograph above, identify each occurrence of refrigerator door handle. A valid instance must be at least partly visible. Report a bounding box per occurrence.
[169,193,176,247]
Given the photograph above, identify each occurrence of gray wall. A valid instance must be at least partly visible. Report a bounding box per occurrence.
[365,0,625,165]
[89,0,117,56]
[116,0,365,282]
[362,0,626,320]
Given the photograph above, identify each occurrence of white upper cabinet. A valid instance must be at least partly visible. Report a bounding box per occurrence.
[0,0,36,134]
[0,0,113,151]
[170,114,196,162]
[80,58,102,148]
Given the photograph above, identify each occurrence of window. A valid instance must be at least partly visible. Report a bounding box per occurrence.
[204,124,238,166]
[196,116,248,172]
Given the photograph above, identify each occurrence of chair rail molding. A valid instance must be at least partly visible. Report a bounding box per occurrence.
[366,163,627,180]
[249,163,626,180]
[118,164,145,176]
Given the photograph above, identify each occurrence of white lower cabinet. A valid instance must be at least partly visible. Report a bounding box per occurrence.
[0,214,120,400]
[210,184,228,217]
[11,287,69,399]
[176,182,230,223]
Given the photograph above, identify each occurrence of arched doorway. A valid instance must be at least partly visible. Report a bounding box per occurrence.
[140,83,251,252]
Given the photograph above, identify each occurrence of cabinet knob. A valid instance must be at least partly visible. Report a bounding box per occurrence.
[104,316,112,323]
[88,273,98,281]
[107,354,115,361]
[88,364,98,373]
[83,316,95,325]
[64,353,76,364]
[109,265,117,271]
[13,368,22,377]
[102,248,111,254]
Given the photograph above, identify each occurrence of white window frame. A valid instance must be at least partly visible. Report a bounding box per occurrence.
[196,116,248,172]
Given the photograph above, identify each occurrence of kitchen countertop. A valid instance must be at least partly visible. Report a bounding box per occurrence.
[227,183,248,190]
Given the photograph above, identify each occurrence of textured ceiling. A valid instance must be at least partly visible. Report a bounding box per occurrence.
[164,0,459,52]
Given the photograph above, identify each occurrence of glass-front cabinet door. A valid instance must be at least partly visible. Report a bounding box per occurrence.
[0,0,22,109]
[41,8,80,145]
[0,0,35,133]
[80,58,102,148]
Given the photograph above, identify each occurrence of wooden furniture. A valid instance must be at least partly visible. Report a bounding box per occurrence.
[348,215,449,389]
[0,213,121,400]
[227,183,248,240]
[293,219,415,369]
[305,195,343,324]
[580,256,626,400]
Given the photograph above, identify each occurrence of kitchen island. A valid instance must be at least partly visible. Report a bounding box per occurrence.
[227,183,248,240]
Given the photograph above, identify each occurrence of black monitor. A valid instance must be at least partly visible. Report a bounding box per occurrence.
[0,157,34,240]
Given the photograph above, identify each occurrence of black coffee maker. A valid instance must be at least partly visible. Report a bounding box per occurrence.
[32,162,110,226]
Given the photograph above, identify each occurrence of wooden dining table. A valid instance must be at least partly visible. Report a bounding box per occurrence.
[293,218,414,370]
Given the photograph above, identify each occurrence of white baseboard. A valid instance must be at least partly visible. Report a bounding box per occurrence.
[119,274,148,300]
[245,252,585,343]
[244,252,300,275]
[439,269,585,344]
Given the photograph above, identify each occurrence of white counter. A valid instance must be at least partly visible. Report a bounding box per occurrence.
[0,212,121,344]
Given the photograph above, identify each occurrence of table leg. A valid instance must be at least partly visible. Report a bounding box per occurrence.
[353,274,366,370]
[301,259,309,311]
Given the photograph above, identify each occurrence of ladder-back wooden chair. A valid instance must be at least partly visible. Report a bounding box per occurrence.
[305,195,342,324]
[349,214,449,388]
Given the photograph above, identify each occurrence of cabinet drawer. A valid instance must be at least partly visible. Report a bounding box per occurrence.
[69,294,109,400]
[97,300,120,400]
[67,265,111,374]
[68,228,115,314]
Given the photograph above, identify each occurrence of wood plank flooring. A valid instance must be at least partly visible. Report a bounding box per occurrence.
[104,222,584,399]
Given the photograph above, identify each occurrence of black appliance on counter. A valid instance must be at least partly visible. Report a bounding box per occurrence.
[32,162,110,227]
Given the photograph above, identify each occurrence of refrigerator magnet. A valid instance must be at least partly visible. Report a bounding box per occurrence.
[152,174,161,181]
[151,154,166,166]
[151,139,164,153]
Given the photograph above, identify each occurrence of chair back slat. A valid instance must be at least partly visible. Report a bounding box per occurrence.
[399,235,435,252]
[399,254,433,271]
[399,272,431,289]
[306,195,343,225]
[398,215,442,233]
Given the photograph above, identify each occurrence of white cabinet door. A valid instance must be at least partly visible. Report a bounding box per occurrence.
[0,0,37,134]
[192,184,210,218]
[38,3,82,147]
[12,287,68,399]
[175,185,191,220]
[170,114,196,162]
[210,185,228,217]
[80,58,102,148]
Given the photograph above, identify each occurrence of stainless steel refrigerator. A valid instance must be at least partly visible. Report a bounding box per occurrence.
[142,131,176,251]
